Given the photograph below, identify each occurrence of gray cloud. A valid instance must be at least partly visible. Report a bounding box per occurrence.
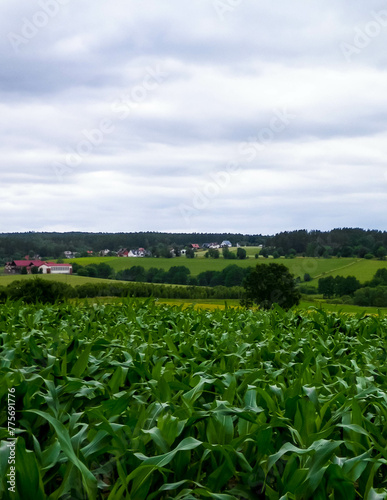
[1,0,387,233]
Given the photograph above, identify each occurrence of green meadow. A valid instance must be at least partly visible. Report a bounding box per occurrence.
[66,254,362,280]
[0,273,113,287]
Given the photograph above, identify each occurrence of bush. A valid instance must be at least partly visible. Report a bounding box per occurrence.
[341,295,353,305]
[208,249,220,259]
[299,285,318,295]
[0,286,7,303]
[77,268,89,276]
[237,248,247,260]
[186,248,195,259]
[6,278,75,303]
[353,286,387,307]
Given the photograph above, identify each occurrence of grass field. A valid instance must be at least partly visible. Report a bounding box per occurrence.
[318,258,387,282]
[66,255,363,281]
[0,273,114,287]
[69,295,387,315]
[0,274,185,289]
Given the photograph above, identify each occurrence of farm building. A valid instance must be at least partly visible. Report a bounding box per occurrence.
[39,263,73,274]
[4,260,72,275]
[117,248,129,257]
[63,251,77,259]
[5,260,46,274]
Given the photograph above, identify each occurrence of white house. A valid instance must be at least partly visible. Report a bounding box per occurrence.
[39,263,73,274]
[64,251,76,259]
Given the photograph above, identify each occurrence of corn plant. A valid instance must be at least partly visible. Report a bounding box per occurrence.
[0,299,387,499]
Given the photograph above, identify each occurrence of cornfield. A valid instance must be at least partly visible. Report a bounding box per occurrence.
[1,299,387,499]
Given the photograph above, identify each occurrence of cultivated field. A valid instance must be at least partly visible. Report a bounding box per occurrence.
[66,255,363,281]
[0,273,113,287]
[1,300,387,498]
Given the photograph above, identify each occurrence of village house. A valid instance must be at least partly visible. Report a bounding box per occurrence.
[119,247,149,257]
[64,251,77,259]
[5,260,72,275]
[5,260,45,274]
[117,248,129,257]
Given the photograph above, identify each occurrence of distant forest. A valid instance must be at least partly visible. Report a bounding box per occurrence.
[0,228,387,263]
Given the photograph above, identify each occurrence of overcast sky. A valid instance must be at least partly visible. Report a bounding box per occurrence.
[1,0,387,235]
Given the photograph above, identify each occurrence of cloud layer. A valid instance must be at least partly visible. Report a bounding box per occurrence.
[1,0,387,234]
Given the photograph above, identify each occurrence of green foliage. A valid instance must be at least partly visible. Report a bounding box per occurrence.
[186,248,195,258]
[370,268,387,287]
[222,247,236,259]
[1,302,387,498]
[236,247,247,260]
[299,284,318,295]
[241,263,301,310]
[208,248,220,259]
[318,276,360,298]
[376,246,387,260]
[6,278,75,303]
[260,247,269,258]
[353,286,387,307]
[197,265,251,288]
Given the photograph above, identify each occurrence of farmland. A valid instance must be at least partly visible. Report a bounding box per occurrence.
[66,254,363,281]
[0,274,181,288]
[0,273,114,287]
[1,300,387,498]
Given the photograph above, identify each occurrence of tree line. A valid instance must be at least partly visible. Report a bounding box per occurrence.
[0,231,264,263]
[318,268,387,307]
[73,262,253,288]
[265,228,387,259]
[2,228,387,264]
[0,278,244,304]
[0,263,301,311]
